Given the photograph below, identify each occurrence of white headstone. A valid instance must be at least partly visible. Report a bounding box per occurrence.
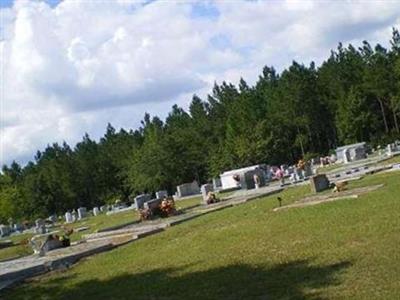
[343,148,350,164]
[77,207,87,220]
[201,184,214,203]
[387,144,393,156]
[65,212,73,223]
[93,207,100,216]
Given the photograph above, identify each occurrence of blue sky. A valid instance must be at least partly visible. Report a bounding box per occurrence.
[1,0,400,166]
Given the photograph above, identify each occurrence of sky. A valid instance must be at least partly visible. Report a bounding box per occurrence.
[1,0,400,167]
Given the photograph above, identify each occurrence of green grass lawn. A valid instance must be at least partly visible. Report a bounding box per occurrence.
[0,233,34,262]
[377,154,400,166]
[0,197,202,261]
[3,170,400,299]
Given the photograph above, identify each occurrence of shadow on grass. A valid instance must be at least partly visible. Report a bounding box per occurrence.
[4,259,351,300]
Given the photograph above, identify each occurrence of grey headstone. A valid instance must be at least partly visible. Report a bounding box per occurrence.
[35,219,44,227]
[100,205,108,212]
[155,190,168,199]
[0,224,11,237]
[176,181,200,198]
[144,198,162,210]
[48,215,57,223]
[77,207,87,220]
[13,223,23,232]
[310,174,330,193]
[134,194,152,209]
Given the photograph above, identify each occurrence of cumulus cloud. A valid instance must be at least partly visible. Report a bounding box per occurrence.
[1,0,400,166]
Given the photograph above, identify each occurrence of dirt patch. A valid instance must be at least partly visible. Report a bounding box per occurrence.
[274,184,384,211]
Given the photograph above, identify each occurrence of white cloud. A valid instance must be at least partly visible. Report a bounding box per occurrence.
[1,0,400,166]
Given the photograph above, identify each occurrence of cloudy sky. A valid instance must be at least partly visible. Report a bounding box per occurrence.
[1,0,400,166]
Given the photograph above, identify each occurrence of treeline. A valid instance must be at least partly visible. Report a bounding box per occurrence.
[1,30,400,222]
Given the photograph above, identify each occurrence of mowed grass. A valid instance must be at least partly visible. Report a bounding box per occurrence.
[0,197,202,262]
[0,233,34,262]
[3,172,400,300]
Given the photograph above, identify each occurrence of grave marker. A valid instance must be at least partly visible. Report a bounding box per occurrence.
[310,174,330,193]
[77,207,87,220]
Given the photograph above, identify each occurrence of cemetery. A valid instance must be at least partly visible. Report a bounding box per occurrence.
[0,163,398,299]
[0,150,399,299]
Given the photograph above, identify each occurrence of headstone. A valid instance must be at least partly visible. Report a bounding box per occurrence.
[387,144,393,156]
[100,205,108,212]
[212,177,222,190]
[34,219,46,234]
[0,224,11,237]
[243,169,265,190]
[134,194,152,210]
[156,190,168,200]
[304,163,313,177]
[176,181,200,198]
[343,148,350,164]
[65,212,73,223]
[35,219,44,227]
[201,184,214,203]
[310,174,330,193]
[48,215,57,224]
[77,207,87,220]
[71,210,77,222]
[93,207,100,216]
[144,198,162,210]
[13,223,23,232]
[41,238,63,252]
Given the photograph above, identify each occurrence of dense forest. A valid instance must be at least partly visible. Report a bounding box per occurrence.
[1,30,400,222]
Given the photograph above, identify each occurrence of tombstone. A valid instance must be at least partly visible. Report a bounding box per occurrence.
[351,147,366,161]
[343,148,350,164]
[71,210,77,222]
[134,194,152,210]
[156,190,168,200]
[387,144,393,156]
[34,219,46,234]
[93,207,100,216]
[13,223,23,232]
[242,169,265,190]
[176,181,200,198]
[201,184,214,203]
[100,205,108,212]
[77,207,87,220]
[48,215,57,224]
[41,237,63,252]
[144,198,162,211]
[0,224,11,237]
[212,177,222,190]
[304,163,313,178]
[310,174,330,193]
[65,212,73,223]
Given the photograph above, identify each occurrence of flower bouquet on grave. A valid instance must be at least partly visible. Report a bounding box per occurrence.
[139,208,153,221]
[159,197,177,217]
